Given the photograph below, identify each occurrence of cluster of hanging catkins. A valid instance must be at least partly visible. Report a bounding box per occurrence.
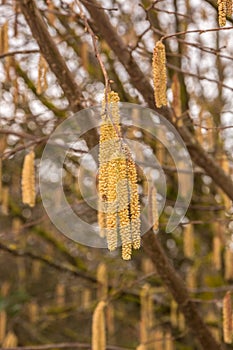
[98,91,141,260]
[218,0,232,26]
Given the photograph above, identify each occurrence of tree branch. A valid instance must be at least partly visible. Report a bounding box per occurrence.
[17,0,98,149]
[142,230,223,350]
[17,0,83,112]
[0,343,131,350]
[80,0,233,203]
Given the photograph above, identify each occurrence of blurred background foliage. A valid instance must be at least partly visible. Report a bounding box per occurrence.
[0,0,233,349]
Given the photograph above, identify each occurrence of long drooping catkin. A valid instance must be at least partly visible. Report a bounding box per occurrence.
[183,223,194,259]
[92,301,106,350]
[21,151,36,207]
[98,91,141,260]
[98,91,120,246]
[224,248,233,280]
[226,0,232,16]
[140,284,154,345]
[222,291,232,344]
[152,41,167,108]
[151,186,159,231]
[97,262,108,300]
[2,331,18,348]
[125,146,141,250]
[212,235,222,271]
[37,54,48,94]
[117,154,132,260]
[218,0,227,26]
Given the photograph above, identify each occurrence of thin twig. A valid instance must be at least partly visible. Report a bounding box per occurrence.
[161,25,233,41]
[0,50,39,59]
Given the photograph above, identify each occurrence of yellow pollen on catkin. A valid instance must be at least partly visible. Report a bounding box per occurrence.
[125,148,141,250]
[37,54,48,94]
[226,0,232,16]
[222,291,232,344]
[98,91,141,260]
[21,151,36,207]
[183,223,194,259]
[92,301,106,350]
[152,41,167,108]
[218,0,227,26]
[140,284,154,344]
[212,236,222,271]
[97,262,108,300]
[224,248,233,280]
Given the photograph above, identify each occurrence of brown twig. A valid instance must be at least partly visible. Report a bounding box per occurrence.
[161,26,233,41]
[166,62,233,92]
[0,343,131,350]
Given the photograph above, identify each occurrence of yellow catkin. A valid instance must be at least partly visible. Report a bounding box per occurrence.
[0,311,7,342]
[226,0,232,16]
[154,329,164,350]
[213,236,222,271]
[2,22,8,53]
[18,260,26,285]
[220,156,232,211]
[2,22,11,80]
[218,0,227,26]
[55,283,65,306]
[170,299,178,328]
[92,301,106,350]
[222,291,232,344]
[141,258,155,275]
[82,288,91,310]
[106,155,119,251]
[185,266,197,289]
[152,41,167,108]
[47,0,55,24]
[97,262,108,300]
[28,301,39,323]
[12,218,22,235]
[178,312,185,331]
[37,54,48,94]
[171,73,182,122]
[106,303,115,337]
[21,150,36,207]
[1,282,10,297]
[81,42,89,71]
[2,331,18,348]
[124,146,141,250]
[118,153,132,260]
[224,248,233,280]
[164,331,174,350]
[183,223,194,259]
[32,261,42,281]
[205,116,214,151]
[140,284,154,345]
[151,186,159,231]
[1,186,9,215]
[98,92,120,244]
[98,91,141,259]
[206,311,220,341]
[136,345,146,350]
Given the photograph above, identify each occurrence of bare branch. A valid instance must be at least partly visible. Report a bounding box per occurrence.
[17,0,83,112]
